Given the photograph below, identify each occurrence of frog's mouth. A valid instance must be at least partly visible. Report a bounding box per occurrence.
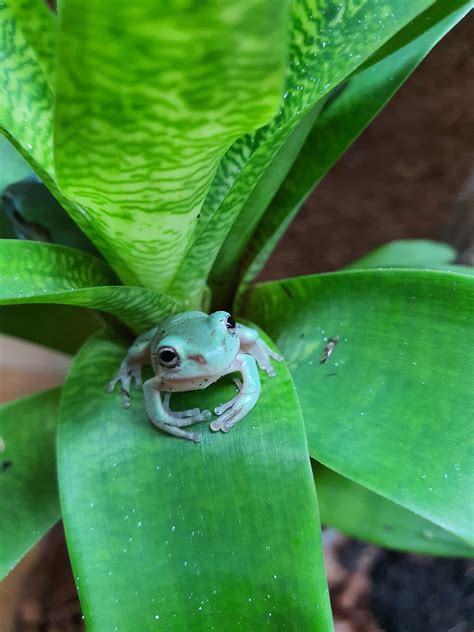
[2,191,51,242]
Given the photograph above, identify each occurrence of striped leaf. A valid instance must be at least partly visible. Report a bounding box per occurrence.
[0,240,181,331]
[53,0,289,292]
[173,0,435,305]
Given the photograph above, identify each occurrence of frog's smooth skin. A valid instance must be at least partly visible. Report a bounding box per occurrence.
[107,311,283,442]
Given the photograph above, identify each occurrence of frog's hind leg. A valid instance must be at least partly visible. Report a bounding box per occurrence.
[210,356,259,433]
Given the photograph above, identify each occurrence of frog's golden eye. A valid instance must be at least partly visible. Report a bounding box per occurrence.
[225,315,236,332]
[158,346,180,368]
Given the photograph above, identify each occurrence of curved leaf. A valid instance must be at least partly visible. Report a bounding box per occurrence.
[345,239,456,270]
[244,269,474,545]
[54,0,289,292]
[0,240,181,331]
[233,0,471,304]
[314,462,473,557]
[58,330,332,631]
[174,0,434,304]
[0,388,61,579]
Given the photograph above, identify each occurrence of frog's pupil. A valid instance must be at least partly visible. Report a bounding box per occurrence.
[160,349,176,363]
[226,316,236,329]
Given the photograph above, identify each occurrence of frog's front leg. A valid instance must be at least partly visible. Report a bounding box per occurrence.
[106,327,157,408]
[144,378,211,443]
[237,323,283,377]
[210,354,260,433]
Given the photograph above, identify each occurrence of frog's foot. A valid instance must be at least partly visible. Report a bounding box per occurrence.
[162,393,211,423]
[210,390,258,433]
[106,361,143,408]
[152,421,201,443]
[213,379,242,416]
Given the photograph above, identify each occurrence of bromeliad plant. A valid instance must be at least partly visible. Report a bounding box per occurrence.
[1,0,473,629]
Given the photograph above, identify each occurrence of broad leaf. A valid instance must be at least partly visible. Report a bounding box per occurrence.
[0,388,61,579]
[244,269,474,545]
[58,330,333,631]
[233,0,471,305]
[0,304,101,354]
[0,240,181,331]
[314,462,473,557]
[174,0,434,304]
[54,0,289,292]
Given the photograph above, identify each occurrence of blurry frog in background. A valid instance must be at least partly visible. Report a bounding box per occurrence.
[2,175,98,255]
[107,311,283,443]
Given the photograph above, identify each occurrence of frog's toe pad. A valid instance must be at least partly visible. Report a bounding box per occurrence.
[210,418,224,432]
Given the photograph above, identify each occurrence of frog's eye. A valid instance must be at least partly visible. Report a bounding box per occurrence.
[225,315,236,332]
[157,346,180,368]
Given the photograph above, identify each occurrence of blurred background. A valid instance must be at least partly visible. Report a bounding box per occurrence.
[0,14,473,632]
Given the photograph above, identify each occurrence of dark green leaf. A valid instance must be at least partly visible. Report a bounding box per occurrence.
[0,240,181,332]
[0,304,101,354]
[234,1,471,303]
[244,269,474,545]
[314,462,474,557]
[173,0,434,305]
[0,388,61,579]
[58,330,332,630]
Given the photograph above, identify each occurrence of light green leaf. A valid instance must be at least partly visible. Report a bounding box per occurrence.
[58,330,332,631]
[0,304,102,354]
[0,240,181,331]
[0,388,61,579]
[174,0,434,304]
[244,269,474,545]
[233,0,470,304]
[314,462,474,557]
[0,1,55,176]
[345,239,456,269]
[54,0,289,292]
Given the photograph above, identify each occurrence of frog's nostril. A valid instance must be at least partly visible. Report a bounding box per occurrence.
[188,354,207,365]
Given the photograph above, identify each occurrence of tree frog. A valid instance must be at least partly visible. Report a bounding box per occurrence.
[107,311,282,443]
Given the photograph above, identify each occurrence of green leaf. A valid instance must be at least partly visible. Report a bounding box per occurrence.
[58,330,333,631]
[174,0,434,304]
[53,0,289,292]
[244,269,474,545]
[0,240,181,331]
[0,1,55,176]
[345,239,456,269]
[0,388,61,579]
[314,462,474,557]
[0,304,101,354]
[233,0,471,303]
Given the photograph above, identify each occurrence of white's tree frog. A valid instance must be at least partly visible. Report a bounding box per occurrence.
[107,311,282,442]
